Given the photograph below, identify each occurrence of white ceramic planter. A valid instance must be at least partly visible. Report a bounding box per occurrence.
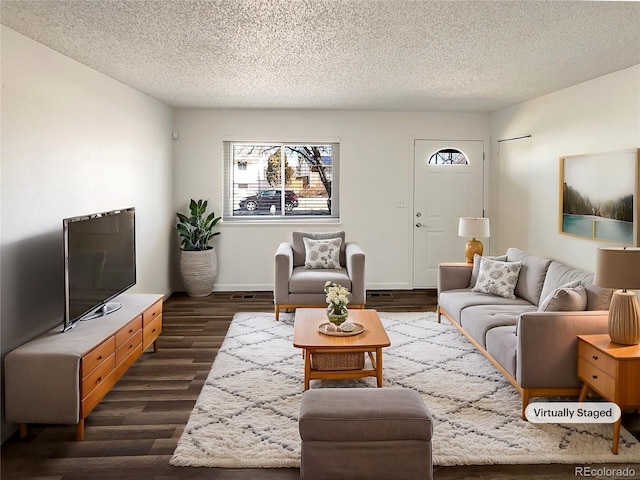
[179,248,218,297]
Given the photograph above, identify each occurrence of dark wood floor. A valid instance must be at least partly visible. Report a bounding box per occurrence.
[2,290,639,480]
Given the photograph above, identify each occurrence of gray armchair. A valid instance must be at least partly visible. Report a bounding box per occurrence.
[274,231,365,320]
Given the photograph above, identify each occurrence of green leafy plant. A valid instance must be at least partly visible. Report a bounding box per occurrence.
[176,199,221,251]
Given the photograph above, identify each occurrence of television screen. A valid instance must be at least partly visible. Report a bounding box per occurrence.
[63,207,136,331]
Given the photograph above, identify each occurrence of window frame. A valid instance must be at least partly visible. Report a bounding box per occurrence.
[428,148,469,165]
[223,140,340,222]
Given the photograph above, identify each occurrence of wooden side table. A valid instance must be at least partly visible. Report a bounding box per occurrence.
[577,334,640,454]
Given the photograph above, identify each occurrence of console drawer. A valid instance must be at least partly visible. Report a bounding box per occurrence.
[116,329,142,366]
[115,316,142,348]
[143,301,162,326]
[81,352,115,399]
[143,313,162,351]
[114,343,143,383]
[81,337,116,376]
[81,370,116,418]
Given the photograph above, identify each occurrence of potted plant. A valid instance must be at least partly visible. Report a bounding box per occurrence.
[176,199,221,297]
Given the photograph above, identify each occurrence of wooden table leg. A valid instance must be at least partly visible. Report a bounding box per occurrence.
[578,383,589,402]
[376,347,383,387]
[612,419,621,454]
[304,350,311,391]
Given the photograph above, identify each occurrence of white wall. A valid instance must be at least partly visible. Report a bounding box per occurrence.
[1,27,174,441]
[489,65,640,272]
[172,109,490,290]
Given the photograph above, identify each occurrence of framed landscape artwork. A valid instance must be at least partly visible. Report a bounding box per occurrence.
[559,149,639,245]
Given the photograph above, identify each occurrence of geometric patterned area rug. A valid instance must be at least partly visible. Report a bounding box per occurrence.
[170,311,640,468]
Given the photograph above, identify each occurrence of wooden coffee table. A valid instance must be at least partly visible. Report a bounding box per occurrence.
[293,308,391,390]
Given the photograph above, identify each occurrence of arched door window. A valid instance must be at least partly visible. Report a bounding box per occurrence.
[428,148,469,165]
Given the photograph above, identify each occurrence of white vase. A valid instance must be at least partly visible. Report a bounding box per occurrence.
[179,248,218,297]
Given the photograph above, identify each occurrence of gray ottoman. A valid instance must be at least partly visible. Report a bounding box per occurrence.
[299,388,433,480]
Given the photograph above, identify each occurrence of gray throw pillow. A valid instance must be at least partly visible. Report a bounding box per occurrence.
[538,281,587,312]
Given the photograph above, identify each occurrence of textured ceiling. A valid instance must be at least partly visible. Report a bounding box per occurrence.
[1,0,639,112]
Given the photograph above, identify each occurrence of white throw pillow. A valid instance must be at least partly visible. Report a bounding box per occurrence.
[303,237,342,269]
[472,257,522,299]
[469,253,508,287]
[538,281,587,312]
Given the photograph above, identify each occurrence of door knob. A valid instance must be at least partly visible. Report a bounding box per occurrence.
[416,223,429,228]
[416,212,422,217]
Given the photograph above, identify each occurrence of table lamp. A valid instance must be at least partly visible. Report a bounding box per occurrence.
[594,246,640,345]
[458,217,490,263]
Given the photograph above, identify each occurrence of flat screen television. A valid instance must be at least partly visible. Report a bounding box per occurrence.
[63,207,136,331]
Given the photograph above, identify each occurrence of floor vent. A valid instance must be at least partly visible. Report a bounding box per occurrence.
[230,294,256,299]
[369,292,394,298]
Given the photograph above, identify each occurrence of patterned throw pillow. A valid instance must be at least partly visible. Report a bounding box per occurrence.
[469,253,508,287]
[303,237,342,269]
[538,281,587,312]
[472,257,522,299]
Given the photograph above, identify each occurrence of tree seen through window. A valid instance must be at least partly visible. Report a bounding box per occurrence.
[428,148,469,165]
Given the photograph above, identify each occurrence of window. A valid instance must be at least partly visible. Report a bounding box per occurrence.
[224,142,339,219]
[428,148,469,165]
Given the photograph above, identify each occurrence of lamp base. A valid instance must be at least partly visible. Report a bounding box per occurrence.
[464,238,484,263]
[608,290,640,345]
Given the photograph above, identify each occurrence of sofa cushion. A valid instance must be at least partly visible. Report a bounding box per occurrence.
[472,257,522,299]
[438,289,533,321]
[506,248,552,305]
[303,237,342,269]
[538,282,587,312]
[485,326,518,379]
[540,261,613,311]
[460,305,536,348]
[289,266,351,293]
[292,231,346,267]
[469,253,507,287]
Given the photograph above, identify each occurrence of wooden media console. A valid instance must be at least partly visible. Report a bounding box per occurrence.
[4,293,163,440]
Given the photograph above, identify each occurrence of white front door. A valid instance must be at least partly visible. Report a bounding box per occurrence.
[413,140,485,287]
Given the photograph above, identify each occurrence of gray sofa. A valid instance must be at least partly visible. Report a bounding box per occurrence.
[274,231,366,320]
[437,247,613,417]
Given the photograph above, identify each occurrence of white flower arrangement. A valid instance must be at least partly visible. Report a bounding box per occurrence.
[324,281,351,309]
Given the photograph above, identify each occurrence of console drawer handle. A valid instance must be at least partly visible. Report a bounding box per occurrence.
[592,355,598,360]
[97,376,102,383]
[592,374,598,379]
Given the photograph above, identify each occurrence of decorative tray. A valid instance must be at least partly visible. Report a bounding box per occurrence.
[318,322,365,336]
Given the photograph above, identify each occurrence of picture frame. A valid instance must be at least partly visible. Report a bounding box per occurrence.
[559,148,639,245]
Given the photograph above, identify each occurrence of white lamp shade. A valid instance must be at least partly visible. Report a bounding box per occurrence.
[458,217,490,238]
[594,247,640,290]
